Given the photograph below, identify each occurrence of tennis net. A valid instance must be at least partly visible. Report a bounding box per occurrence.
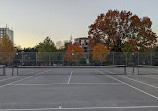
[0,65,6,76]
[138,65,158,75]
[13,65,127,76]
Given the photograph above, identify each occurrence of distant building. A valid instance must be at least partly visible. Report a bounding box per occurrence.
[74,37,90,52]
[0,27,14,43]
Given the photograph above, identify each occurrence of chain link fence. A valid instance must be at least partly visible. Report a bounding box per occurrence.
[0,52,158,66]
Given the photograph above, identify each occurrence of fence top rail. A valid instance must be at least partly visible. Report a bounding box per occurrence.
[14,65,126,68]
[0,52,157,53]
[138,65,158,68]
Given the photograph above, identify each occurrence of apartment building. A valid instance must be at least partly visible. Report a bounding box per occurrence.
[74,37,90,52]
[0,27,14,43]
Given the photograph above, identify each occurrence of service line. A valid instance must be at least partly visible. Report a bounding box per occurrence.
[67,71,73,84]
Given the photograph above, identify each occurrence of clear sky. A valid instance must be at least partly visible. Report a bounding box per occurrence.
[0,0,158,48]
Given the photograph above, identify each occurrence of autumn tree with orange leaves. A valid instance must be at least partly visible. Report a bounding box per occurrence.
[92,43,110,64]
[0,34,16,65]
[64,43,84,63]
[88,10,157,52]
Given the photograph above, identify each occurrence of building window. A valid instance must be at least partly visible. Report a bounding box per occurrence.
[81,40,85,44]
[84,47,87,52]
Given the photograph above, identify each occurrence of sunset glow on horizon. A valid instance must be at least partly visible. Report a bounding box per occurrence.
[0,0,158,48]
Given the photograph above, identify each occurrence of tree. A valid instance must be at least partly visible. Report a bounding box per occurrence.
[64,43,84,63]
[15,45,22,52]
[56,41,64,51]
[37,37,57,65]
[38,37,56,52]
[88,10,157,52]
[62,37,73,51]
[0,34,16,65]
[121,41,138,52]
[23,46,39,52]
[92,43,110,64]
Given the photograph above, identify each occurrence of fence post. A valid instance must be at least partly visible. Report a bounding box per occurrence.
[8,52,10,66]
[75,52,77,66]
[138,52,139,66]
[151,52,152,66]
[101,52,102,66]
[88,52,89,66]
[62,52,64,66]
[48,52,50,66]
[126,52,127,67]
[22,52,24,66]
[113,52,115,66]
[36,52,37,66]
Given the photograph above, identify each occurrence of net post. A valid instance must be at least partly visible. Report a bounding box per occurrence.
[124,65,127,75]
[132,66,134,75]
[137,65,140,75]
[3,66,6,76]
[12,66,13,76]
[17,66,19,76]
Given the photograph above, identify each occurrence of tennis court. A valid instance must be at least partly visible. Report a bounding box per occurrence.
[1,66,158,111]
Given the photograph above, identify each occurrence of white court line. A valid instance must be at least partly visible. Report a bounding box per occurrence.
[121,76,158,89]
[10,83,124,86]
[67,71,73,84]
[59,106,62,109]
[0,70,42,82]
[143,75,158,80]
[2,105,158,110]
[0,70,52,89]
[95,69,158,100]
[70,83,123,85]
[10,83,67,85]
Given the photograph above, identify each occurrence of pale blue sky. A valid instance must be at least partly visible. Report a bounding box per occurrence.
[0,0,158,48]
